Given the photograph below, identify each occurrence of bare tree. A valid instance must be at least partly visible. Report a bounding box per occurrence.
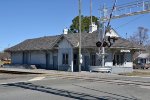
[145,40,150,53]
[129,27,149,45]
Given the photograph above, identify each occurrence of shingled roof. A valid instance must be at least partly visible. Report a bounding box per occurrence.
[64,32,142,49]
[5,35,61,52]
[5,32,142,52]
[111,37,142,49]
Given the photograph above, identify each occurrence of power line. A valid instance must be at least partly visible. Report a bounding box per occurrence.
[115,14,145,30]
[107,0,148,9]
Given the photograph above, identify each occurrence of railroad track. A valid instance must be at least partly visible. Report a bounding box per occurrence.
[44,74,150,87]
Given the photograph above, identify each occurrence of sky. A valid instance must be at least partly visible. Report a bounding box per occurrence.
[0,0,150,51]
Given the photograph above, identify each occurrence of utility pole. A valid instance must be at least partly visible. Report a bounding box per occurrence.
[78,0,82,72]
[90,0,92,25]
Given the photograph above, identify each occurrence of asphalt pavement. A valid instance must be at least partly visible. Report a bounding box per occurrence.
[0,71,150,100]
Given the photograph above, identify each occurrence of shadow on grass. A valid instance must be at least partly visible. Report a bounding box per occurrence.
[2,82,137,100]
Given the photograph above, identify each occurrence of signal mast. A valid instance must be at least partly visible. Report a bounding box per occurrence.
[99,0,150,68]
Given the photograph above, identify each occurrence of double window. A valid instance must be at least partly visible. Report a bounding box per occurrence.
[113,54,124,65]
[62,53,68,65]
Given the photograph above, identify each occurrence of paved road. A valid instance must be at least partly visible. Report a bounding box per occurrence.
[0,73,39,84]
[0,73,150,100]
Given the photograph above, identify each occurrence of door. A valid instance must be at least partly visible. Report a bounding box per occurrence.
[116,55,119,65]
[53,56,58,70]
[23,52,28,64]
[84,56,90,71]
[73,54,78,72]
[46,53,50,69]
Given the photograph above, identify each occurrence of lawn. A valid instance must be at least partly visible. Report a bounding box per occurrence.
[0,60,4,66]
[119,70,150,76]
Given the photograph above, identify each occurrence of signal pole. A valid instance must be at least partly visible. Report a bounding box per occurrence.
[101,4,107,67]
[99,0,150,69]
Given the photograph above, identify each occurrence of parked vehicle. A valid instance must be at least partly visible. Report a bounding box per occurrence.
[145,64,150,69]
[134,63,150,69]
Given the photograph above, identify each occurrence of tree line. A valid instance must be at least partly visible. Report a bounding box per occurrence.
[69,15,98,33]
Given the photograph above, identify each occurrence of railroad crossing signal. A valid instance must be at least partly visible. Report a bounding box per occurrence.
[100,0,150,21]
[98,0,150,68]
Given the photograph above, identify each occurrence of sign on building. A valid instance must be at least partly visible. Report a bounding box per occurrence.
[120,50,130,52]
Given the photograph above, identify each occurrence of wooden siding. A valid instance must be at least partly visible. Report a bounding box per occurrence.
[58,39,73,71]
[11,52,23,64]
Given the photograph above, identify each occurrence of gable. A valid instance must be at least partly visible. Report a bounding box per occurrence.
[106,28,120,38]
[138,53,150,59]
[58,37,73,49]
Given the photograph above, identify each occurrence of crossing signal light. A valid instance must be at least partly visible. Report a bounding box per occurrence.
[96,41,108,47]
[96,39,116,47]
[96,41,102,47]
[102,41,108,47]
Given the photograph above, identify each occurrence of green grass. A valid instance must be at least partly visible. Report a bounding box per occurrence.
[0,60,4,65]
[119,71,150,76]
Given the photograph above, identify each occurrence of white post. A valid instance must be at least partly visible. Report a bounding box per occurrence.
[71,49,73,72]
[101,4,107,68]
[143,1,145,11]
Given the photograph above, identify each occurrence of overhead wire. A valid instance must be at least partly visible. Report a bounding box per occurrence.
[110,0,150,29]
[107,0,147,9]
[115,14,145,30]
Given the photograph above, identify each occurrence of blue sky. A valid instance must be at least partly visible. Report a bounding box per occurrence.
[0,0,150,51]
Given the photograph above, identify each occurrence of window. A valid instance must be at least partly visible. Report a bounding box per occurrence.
[62,53,68,65]
[140,59,146,64]
[91,54,96,66]
[114,54,124,65]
